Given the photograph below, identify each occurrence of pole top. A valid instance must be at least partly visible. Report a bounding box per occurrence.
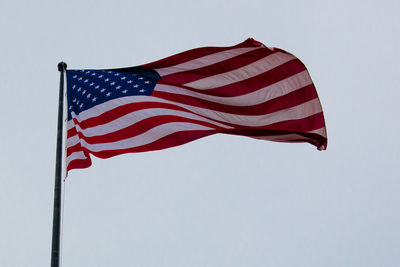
[58,62,67,72]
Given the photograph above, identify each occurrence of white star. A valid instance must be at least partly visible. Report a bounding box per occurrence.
[105,78,110,82]
[114,73,120,76]
[91,73,96,76]
[92,97,97,102]
[89,82,94,86]
[86,71,91,74]
[78,77,83,81]
[144,81,150,84]
[69,106,73,110]
[87,93,91,98]
[116,85,121,89]
[72,85,76,89]
[100,89,106,93]
[127,80,133,84]
[98,75,103,78]
[73,75,77,78]
[82,90,86,95]
[133,84,139,88]
[106,92,111,97]
[84,79,89,83]
[95,85,100,89]
[139,89,146,93]
[122,90,128,93]
[121,77,126,80]
[77,87,82,92]
[80,103,84,108]
[73,98,77,103]
[138,77,144,80]
[110,82,116,86]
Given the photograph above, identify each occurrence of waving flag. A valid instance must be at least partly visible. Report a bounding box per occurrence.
[66,38,327,172]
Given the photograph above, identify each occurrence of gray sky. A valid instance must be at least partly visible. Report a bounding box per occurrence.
[1,0,399,266]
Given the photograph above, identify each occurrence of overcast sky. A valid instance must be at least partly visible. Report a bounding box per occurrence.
[1,0,399,266]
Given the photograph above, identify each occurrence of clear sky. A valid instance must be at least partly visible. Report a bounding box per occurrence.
[1,0,399,266]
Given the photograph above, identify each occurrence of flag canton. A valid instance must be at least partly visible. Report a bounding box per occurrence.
[66,69,158,120]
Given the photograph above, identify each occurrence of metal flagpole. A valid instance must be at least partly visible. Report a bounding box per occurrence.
[51,62,67,267]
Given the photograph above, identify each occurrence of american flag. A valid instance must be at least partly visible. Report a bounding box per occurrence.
[66,38,327,172]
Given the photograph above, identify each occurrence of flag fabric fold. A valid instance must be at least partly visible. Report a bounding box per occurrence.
[65,38,327,172]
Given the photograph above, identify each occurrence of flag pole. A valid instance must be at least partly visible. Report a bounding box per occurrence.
[51,61,67,267]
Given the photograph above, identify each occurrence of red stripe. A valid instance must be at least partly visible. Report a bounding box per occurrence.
[67,157,92,172]
[82,130,216,159]
[153,84,318,116]
[142,39,262,70]
[67,126,77,138]
[224,124,326,148]
[71,115,224,145]
[259,112,326,133]
[266,135,324,148]
[67,143,83,157]
[159,48,273,84]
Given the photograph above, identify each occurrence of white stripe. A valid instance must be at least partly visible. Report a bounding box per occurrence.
[308,127,327,138]
[72,108,232,138]
[184,52,296,90]
[75,122,214,152]
[67,121,75,131]
[155,70,312,106]
[155,47,259,76]
[67,134,80,148]
[66,151,87,164]
[67,120,75,131]
[180,98,322,127]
